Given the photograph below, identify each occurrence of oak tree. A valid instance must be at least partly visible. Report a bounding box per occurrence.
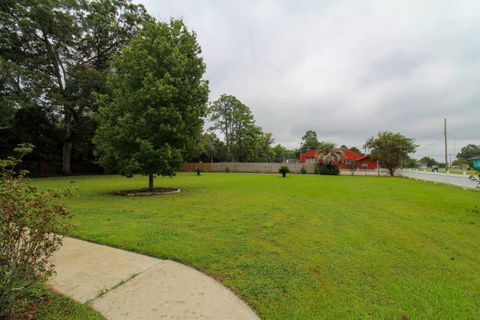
[365,131,417,176]
[0,0,150,174]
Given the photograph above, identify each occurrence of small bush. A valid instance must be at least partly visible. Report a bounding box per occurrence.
[225,166,230,173]
[300,166,307,174]
[316,164,340,175]
[195,168,202,176]
[0,144,70,318]
[470,171,480,188]
[279,165,290,178]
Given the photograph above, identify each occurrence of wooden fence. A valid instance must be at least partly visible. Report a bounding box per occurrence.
[181,162,388,176]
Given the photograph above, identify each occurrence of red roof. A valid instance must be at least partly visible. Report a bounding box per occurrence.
[299,149,317,163]
[342,149,368,161]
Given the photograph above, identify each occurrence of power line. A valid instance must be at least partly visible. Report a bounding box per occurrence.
[415,134,444,149]
[412,133,444,140]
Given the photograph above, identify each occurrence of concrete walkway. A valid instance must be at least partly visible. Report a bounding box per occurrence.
[48,237,259,320]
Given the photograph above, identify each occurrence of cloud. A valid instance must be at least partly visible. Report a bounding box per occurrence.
[137,0,480,160]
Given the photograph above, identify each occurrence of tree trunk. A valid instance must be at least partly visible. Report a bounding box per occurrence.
[44,32,73,175]
[148,174,154,192]
[62,112,73,175]
[389,168,395,176]
[62,142,72,175]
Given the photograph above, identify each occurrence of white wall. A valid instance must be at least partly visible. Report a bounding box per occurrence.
[399,170,478,189]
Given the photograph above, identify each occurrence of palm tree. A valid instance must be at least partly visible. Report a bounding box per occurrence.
[315,147,345,165]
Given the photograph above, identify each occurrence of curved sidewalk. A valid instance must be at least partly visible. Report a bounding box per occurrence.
[48,237,259,320]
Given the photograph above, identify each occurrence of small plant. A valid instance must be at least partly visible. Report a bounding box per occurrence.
[300,166,307,174]
[196,168,202,176]
[279,165,290,178]
[316,164,340,175]
[0,144,70,318]
[225,166,230,173]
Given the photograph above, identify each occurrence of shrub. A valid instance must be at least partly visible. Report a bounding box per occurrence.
[316,164,340,175]
[0,144,70,318]
[300,166,307,174]
[225,166,230,173]
[279,165,290,178]
[195,168,202,176]
[470,171,480,188]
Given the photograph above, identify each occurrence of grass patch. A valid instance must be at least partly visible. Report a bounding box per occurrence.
[9,283,103,320]
[33,173,480,319]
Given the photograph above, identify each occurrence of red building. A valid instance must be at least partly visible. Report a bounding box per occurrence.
[299,150,318,164]
[299,149,378,170]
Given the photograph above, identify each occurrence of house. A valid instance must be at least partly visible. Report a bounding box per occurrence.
[469,156,480,169]
[299,149,378,170]
[299,150,318,164]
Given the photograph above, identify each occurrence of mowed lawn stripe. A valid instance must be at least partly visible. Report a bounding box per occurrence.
[33,173,480,319]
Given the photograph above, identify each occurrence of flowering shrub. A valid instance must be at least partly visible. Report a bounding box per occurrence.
[0,144,70,318]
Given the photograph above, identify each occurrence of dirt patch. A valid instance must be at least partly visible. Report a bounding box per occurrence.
[113,187,181,196]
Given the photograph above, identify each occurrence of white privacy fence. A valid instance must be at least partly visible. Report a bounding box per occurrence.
[398,170,478,189]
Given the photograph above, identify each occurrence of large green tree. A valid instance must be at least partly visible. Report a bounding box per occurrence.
[209,94,252,160]
[196,132,228,163]
[0,0,149,174]
[272,144,296,163]
[418,156,438,168]
[457,144,480,160]
[300,130,320,152]
[0,107,62,167]
[299,130,334,153]
[94,19,209,191]
[365,131,417,176]
[209,94,273,162]
[237,130,274,162]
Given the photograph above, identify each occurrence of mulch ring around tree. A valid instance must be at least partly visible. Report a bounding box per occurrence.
[113,187,181,197]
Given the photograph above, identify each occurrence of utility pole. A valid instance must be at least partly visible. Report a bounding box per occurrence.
[444,118,448,170]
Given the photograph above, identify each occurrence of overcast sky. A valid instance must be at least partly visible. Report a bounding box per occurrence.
[137,0,479,161]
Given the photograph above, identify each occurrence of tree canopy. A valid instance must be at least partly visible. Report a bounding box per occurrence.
[349,146,362,154]
[299,130,334,153]
[272,144,296,163]
[0,0,150,173]
[457,144,480,160]
[209,94,274,162]
[94,19,209,190]
[418,156,438,168]
[300,130,319,152]
[365,131,417,176]
[197,132,227,162]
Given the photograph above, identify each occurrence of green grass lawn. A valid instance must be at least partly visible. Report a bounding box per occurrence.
[33,173,480,319]
[12,284,103,320]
